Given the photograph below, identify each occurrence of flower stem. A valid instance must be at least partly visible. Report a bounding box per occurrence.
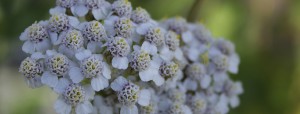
[187,0,203,22]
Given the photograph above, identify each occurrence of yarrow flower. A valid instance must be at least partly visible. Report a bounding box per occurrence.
[107,36,130,69]
[68,50,111,91]
[111,76,151,114]
[18,0,243,114]
[19,54,44,88]
[20,21,51,54]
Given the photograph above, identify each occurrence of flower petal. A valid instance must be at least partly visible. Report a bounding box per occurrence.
[22,41,34,54]
[35,39,51,52]
[75,50,92,61]
[152,75,164,86]
[54,96,71,114]
[112,56,129,69]
[26,77,43,88]
[76,101,93,114]
[54,78,70,94]
[228,53,240,74]
[68,16,80,28]
[69,67,84,83]
[31,52,45,60]
[229,95,240,108]
[87,42,102,53]
[91,76,108,91]
[102,62,111,79]
[200,75,211,89]
[46,50,57,56]
[182,31,194,43]
[83,85,95,100]
[139,68,154,82]
[41,71,58,87]
[136,23,153,35]
[183,78,198,91]
[141,41,157,55]
[19,30,28,41]
[138,89,151,106]
[92,8,106,20]
[110,76,128,91]
[74,5,88,17]
[49,6,66,15]
[120,105,138,114]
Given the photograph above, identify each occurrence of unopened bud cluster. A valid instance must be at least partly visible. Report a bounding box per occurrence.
[19,0,243,114]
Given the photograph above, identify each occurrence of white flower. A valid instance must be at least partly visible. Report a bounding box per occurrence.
[183,41,207,62]
[144,27,165,48]
[162,17,188,34]
[111,76,151,114]
[18,1,243,113]
[106,36,130,69]
[54,81,95,114]
[112,0,132,17]
[208,51,229,74]
[167,102,192,114]
[191,23,213,45]
[48,13,79,45]
[79,21,107,53]
[183,63,211,90]
[57,29,85,58]
[222,80,243,108]
[19,55,44,88]
[93,95,114,114]
[139,88,158,114]
[73,0,112,19]
[68,50,111,91]
[129,45,164,86]
[49,0,77,15]
[104,16,134,40]
[213,94,230,114]
[40,50,75,88]
[166,89,186,104]
[131,7,150,24]
[80,21,107,42]
[186,93,207,114]
[159,31,183,62]
[211,39,240,74]
[20,21,51,54]
[159,61,180,83]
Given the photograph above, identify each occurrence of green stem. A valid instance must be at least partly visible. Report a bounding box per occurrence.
[187,0,203,22]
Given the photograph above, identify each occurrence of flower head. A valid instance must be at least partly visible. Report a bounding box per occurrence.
[46,53,69,76]
[145,27,164,46]
[131,7,150,24]
[114,17,133,38]
[62,29,84,50]
[82,21,107,42]
[159,61,179,79]
[19,57,43,80]
[64,83,85,106]
[165,31,180,51]
[57,0,77,8]
[19,56,44,88]
[48,13,71,33]
[81,55,103,78]
[164,17,187,34]
[112,0,132,17]
[130,50,151,71]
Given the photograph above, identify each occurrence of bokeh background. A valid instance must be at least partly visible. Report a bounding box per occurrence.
[0,0,300,114]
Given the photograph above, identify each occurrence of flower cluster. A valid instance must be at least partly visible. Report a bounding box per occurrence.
[19,0,243,114]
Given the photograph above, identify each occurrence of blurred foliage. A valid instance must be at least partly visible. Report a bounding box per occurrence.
[0,0,300,114]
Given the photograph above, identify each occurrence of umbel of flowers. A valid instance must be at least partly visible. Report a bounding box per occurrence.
[18,0,243,114]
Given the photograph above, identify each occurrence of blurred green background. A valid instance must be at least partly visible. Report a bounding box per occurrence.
[0,0,300,114]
